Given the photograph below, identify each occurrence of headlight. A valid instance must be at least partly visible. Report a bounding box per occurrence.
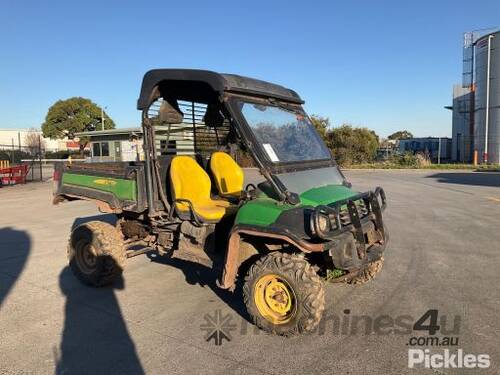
[317,214,330,233]
[311,210,332,238]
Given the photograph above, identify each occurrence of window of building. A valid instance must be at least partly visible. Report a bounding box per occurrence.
[93,143,101,157]
[101,142,109,156]
[92,142,110,157]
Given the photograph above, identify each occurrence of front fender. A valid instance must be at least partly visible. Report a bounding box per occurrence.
[218,226,325,291]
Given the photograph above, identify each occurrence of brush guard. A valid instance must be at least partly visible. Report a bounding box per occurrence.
[310,187,388,270]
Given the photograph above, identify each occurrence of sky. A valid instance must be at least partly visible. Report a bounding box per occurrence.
[0,0,499,138]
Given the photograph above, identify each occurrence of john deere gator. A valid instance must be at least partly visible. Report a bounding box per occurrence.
[53,69,389,335]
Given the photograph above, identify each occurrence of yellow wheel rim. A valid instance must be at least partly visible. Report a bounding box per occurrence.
[254,274,296,324]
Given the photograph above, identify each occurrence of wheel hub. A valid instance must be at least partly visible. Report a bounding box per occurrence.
[254,274,295,324]
[75,239,97,274]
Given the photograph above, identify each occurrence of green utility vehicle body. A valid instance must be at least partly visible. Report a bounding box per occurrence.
[235,185,358,227]
[61,173,137,201]
[57,171,356,225]
[54,69,388,336]
[55,163,145,211]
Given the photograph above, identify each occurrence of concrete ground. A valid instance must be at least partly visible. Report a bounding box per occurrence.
[0,170,499,374]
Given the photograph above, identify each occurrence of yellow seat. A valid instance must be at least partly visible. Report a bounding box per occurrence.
[209,152,244,199]
[170,156,233,222]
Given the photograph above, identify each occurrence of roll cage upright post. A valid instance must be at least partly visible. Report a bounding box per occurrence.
[141,109,156,218]
[141,102,171,219]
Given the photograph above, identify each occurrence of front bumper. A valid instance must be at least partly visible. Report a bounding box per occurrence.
[311,187,388,270]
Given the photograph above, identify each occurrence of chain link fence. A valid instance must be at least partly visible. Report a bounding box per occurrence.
[0,141,60,184]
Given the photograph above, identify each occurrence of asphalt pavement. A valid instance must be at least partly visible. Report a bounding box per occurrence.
[0,170,499,374]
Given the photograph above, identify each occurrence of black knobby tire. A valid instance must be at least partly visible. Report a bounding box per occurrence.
[243,252,325,336]
[348,257,384,285]
[68,221,126,287]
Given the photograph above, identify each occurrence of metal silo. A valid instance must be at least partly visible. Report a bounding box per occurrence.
[474,31,500,164]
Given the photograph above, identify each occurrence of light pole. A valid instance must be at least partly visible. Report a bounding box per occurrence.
[101,106,107,131]
[484,34,494,163]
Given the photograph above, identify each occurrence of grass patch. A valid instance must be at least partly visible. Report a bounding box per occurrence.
[342,152,500,170]
[345,163,500,171]
[326,268,346,281]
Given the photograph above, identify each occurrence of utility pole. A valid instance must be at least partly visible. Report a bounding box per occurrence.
[101,106,105,131]
[484,34,494,163]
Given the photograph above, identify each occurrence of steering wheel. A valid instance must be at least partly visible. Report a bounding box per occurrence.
[242,183,258,201]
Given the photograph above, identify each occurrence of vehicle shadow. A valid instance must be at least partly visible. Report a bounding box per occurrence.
[0,227,31,309]
[56,215,144,375]
[425,172,500,188]
[146,252,251,323]
[57,268,144,375]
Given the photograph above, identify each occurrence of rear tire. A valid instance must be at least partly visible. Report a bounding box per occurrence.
[243,252,325,336]
[68,221,126,287]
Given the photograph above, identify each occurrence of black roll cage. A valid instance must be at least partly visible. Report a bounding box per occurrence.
[138,69,341,216]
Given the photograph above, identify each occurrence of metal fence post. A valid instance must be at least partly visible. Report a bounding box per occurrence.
[437,137,441,164]
[38,135,43,181]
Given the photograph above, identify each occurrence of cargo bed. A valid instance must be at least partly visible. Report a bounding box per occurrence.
[53,161,147,213]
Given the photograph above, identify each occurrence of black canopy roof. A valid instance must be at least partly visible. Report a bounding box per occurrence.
[137,69,303,110]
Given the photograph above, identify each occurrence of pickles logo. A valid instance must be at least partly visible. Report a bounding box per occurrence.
[408,349,490,369]
[93,179,117,186]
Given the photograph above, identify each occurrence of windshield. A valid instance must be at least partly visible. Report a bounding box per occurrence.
[239,102,331,163]
[275,167,346,194]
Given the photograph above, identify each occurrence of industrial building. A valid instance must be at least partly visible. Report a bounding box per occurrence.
[449,28,500,164]
[399,137,451,162]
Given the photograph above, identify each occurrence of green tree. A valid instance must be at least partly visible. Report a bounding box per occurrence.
[41,97,115,155]
[310,115,330,142]
[388,130,413,140]
[327,124,379,166]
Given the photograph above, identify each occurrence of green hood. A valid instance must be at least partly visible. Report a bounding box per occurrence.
[235,184,358,227]
[299,184,357,206]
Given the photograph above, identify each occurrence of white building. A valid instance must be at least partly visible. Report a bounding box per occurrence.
[0,129,66,151]
[75,128,144,162]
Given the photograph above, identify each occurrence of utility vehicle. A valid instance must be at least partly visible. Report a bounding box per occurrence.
[53,69,388,335]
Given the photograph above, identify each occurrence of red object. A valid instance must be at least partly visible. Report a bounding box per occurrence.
[66,141,89,150]
[0,164,30,185]
[66,141,81,149]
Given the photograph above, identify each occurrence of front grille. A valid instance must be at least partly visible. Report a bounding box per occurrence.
[339,210,351,226]
[337,200,370,227]
[357,200,370,216]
